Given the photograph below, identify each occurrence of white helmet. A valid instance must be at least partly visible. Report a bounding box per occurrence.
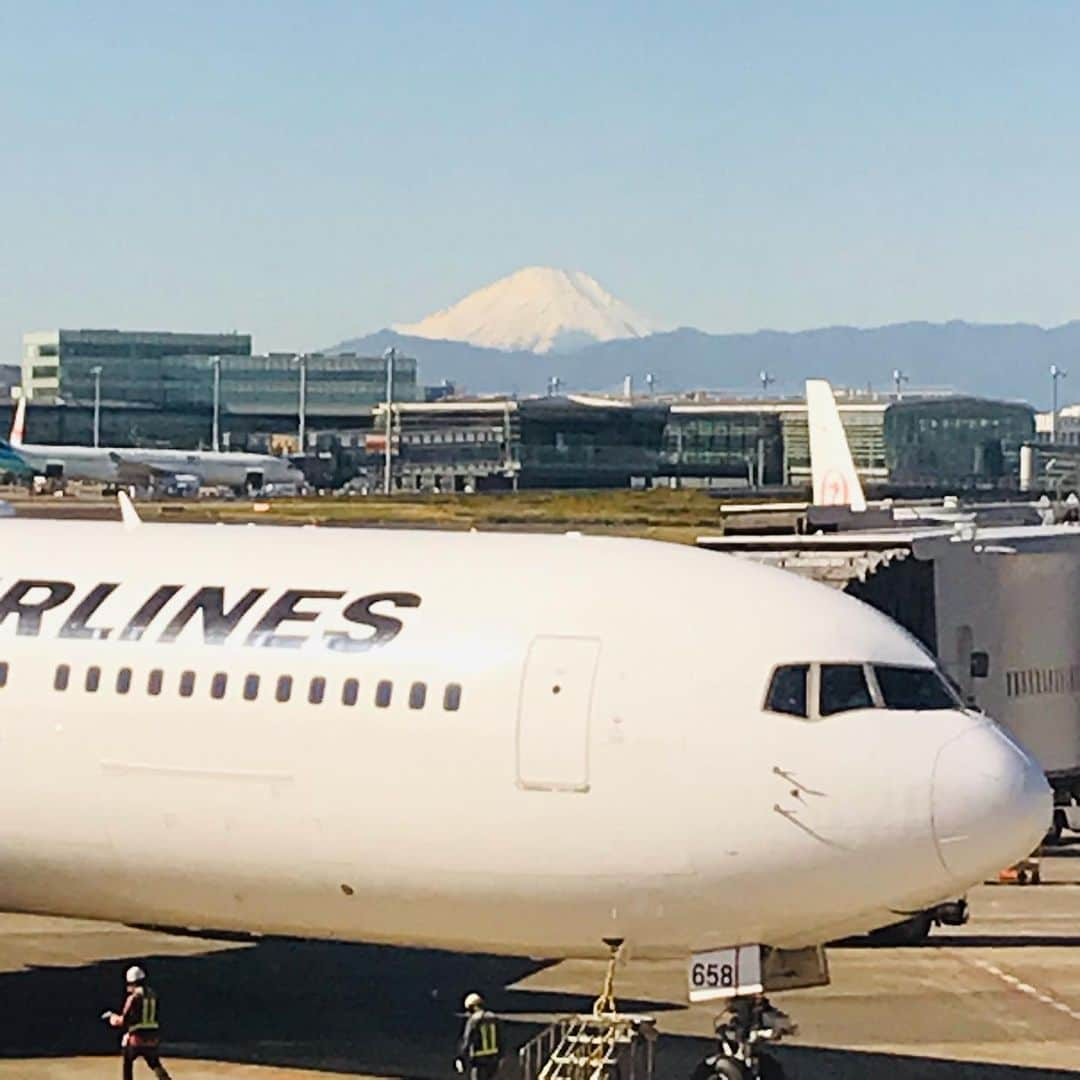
[125,966,146,984]
[464,992,483,1011]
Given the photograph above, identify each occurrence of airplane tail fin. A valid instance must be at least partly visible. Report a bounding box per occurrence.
[10,395,25,448]
[806,379,867,512]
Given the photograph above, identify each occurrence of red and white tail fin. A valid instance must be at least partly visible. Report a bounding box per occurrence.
[9,395,25,448]
[806,379,867,512]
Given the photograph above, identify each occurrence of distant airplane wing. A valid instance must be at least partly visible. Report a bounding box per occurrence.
[806,379,868,512]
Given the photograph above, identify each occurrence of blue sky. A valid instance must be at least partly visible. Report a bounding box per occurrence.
[2,2,1079,354]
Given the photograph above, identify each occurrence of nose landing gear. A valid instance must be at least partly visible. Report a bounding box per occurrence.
[691,996,797,1080]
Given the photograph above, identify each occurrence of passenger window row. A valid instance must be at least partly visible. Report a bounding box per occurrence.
[51,663,463,712]
[765,661,961,720]
[1005,664,1080,700]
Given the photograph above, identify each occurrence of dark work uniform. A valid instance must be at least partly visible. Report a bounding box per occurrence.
[118,985,172,1080]
[458,1009,502,1080]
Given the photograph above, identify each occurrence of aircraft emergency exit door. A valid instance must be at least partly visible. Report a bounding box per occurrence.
[517,635,599,792]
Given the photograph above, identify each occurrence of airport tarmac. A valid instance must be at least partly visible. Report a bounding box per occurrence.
[1,847,1078,1079]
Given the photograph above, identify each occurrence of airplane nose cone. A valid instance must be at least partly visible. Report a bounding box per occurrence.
[932,723,1051,883]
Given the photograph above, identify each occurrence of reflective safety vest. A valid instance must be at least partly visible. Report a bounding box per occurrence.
[129,989,160,1033]
[472,1014,500,1059]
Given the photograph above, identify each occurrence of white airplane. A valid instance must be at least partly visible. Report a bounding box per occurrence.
[1,397,304,494]
[0,514,1049,1016]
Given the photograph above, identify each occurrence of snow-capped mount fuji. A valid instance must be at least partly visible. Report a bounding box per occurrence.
[392,266,656,354]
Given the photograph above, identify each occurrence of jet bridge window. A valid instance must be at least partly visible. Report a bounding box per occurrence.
[819,664,874,717]
[765,664,808,718]
[874,666,960,711]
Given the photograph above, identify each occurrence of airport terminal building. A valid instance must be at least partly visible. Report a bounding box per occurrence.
[20,329,418,454]
[374,392,1035,493]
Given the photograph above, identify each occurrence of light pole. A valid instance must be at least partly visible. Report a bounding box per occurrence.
[90,365,102,448]
[892,369,909,399]
[211,355,221,452]
[294,353,308,454]
[1050,364,1067,442]
[383,347,396,495]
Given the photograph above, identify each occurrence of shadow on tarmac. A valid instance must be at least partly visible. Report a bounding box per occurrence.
[0,936,1076,1080]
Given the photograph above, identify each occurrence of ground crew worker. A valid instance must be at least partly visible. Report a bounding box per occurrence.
[102,965,173,1080]
[456,991,502,1080]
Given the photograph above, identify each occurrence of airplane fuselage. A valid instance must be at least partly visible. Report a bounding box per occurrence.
[3,443,301,490]
[0,523,1049,959]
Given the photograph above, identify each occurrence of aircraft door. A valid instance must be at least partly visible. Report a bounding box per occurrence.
[517,635,599,792]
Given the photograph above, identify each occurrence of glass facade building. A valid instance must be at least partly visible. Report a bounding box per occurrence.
[19,329,419,451]
[23,330,251,408]
[22,330,417,415]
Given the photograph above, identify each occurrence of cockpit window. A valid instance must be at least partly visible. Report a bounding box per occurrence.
[819,664,874,716]
[874,665,960,710]
[765,664,809,718]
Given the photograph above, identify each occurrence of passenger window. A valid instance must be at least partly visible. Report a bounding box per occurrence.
[85,666,101,693]
[375,680,392,708]
[243,674,260,701]
[211,672,227,700]
[342,678,359,706]
[820,664,874,716]
[874,665,959,711]
[443,683,462,711]
[116,668,132,694]
[0,661,8,688]
[276,675,292,703]
[765,664,808,718]
[309,676,326,704]
[409,682,427,709]
[147,669,163,696]
[55,664,70,691]
[179,670,195,698]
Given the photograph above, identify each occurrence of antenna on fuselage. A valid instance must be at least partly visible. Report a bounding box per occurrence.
[117,490,142,530]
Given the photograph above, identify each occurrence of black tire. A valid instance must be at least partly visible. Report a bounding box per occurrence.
[757,1052,787,1080]
[711,1061,750,1080]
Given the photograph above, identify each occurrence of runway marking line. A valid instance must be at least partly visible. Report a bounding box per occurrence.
[963,955,1080,1023]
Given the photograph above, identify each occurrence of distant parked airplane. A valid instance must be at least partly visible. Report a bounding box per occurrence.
[1,397,303,494]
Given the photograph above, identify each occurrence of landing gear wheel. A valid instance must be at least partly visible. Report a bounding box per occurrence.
[710,1061,749,1080]
[757,1052,787,1079]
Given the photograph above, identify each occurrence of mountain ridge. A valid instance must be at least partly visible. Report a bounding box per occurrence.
[327,317,1080,407]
